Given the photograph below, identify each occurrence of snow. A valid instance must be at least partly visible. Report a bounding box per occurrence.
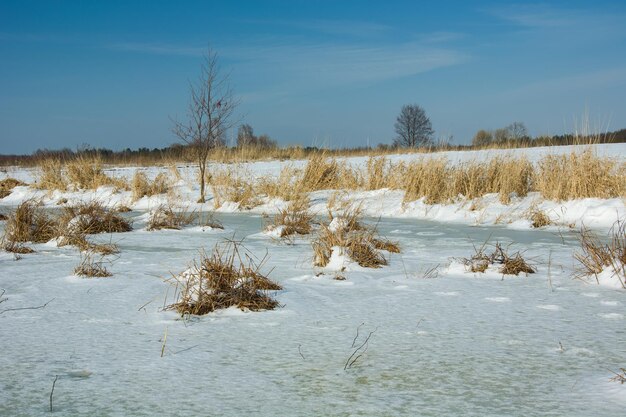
[1,144,626,415]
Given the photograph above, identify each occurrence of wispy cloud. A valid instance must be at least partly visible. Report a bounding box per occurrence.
[488,3,626,32]
[108,42,205,56]
[498,67,626,100]
[281,19,391,38]
[229,39,467,100]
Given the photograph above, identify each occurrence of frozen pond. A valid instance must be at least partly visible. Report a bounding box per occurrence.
[1,212,624,416]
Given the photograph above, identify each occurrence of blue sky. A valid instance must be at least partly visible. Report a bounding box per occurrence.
[1,0,625,154]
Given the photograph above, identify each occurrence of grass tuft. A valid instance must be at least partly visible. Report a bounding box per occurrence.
[131,171,170,201]
[266,195,314,237]
[312,206,399,268]
[58,201,132,235]
[166,240,281,315]
[461,241,536,276]
[0,178,27,199]
[574,220,625,288]
[73,251,112,277]
[1,200,57,248]
[146,205,196,231]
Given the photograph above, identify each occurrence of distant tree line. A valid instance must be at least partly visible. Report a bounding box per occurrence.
[1,128,624,167]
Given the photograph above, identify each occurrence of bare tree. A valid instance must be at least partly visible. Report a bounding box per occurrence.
[393,104,434,148]
[173,47,238,203]
[472,129,493,147]
[505,122,528,141]
[236,124,256,147]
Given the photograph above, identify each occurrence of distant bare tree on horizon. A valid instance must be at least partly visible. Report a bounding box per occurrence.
[173,47,238,203]
[393,104,434,148]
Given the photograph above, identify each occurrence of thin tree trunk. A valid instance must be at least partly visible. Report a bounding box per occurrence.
[198,159,206,203]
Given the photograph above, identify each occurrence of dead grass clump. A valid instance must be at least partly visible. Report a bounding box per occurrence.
[116,205,132,213]
[59,202,132,235]
[166,241,281,316]
[299,153,359,192]
[574,221,625,288]
[535,150,626,201]
[3,241,35,254]
[299,153,340,191]
[0,178,27,199]
[256,166,302,201]
[609,368,626,384]
[402,158,452,204]
[266,195,314,237]
[66,156,110,190]
[57,233,119,255]
[529,207,552,228]
[199,212,224,229]
[131,171,170,201]
[364,157,391,190]
[312,207,398,268]
[210,169,262,210]
[146,205,196,231]
[461,242,536,276]
[35,158,67,190]
[2,200,57,245]
[73,252,112,277]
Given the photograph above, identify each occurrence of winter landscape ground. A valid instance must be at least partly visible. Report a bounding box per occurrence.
[1,143,625,416]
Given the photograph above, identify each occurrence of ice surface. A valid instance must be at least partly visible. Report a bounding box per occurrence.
[0,213,625,416]
[1,144,625,415]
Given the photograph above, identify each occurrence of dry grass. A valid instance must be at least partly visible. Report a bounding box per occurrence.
[528,206,552,228]
[35,156,128,191]
[535,149,626,201]
[609,368,626,384]
[146,205,196,231]
[574,221,625,288]
[210,168,262,210]
[402,156,533,204]
[0,178,27,199]
[57,233,119,255]
[131,171,170,201]
[1,200,57,247]
[73,251,112,277]
[256,166,302,201]
[461,241,536,276]
[116,205,132,213]
[298,153,359,192]
[58,201,133,235]
[166,240,281,316]
[34,158,67,190]
[0,213,7,221]
[312,207,399,268]
[266,195,314,237]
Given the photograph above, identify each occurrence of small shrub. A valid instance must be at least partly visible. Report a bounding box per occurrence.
[0,178,26,199]
[166,241,281,315]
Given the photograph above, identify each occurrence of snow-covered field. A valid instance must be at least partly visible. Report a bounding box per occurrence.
[1,144,625,416]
